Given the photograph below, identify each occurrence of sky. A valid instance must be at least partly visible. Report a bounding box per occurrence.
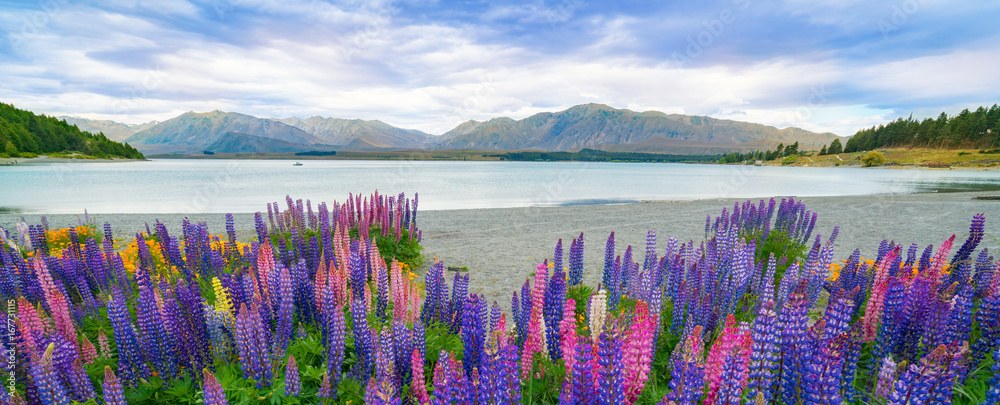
[1,0,999,136]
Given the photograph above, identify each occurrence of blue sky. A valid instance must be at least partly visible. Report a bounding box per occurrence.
[1,0,998,135]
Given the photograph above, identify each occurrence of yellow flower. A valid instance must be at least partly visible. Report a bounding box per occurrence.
[212,277,235,322]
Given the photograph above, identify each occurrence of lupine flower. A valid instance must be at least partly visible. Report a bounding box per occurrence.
[521,263,549,378]
[559,298,578,378]
[747,300,780,403]
[588,289,607,341]
[411,349,430,405]
[985,347,1000,405]
[874,356,897,402]
[102,366,126,405]
[544,260,566,360]
[662,326,704,405]
[33,343,70,405]
[202,369,228,405]
[106,292,149,386]
[80,334,97,364]
[284,355,300,397]
[97,330,110,358]
[317,372,333,403]
[623,301,656,405]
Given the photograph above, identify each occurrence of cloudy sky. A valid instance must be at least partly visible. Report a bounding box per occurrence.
[1,0,998,135]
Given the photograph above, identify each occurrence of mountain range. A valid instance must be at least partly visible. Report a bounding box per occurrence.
[61,103,844,155]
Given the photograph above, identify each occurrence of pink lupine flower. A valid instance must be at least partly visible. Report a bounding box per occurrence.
[863,247,900,341]
[521,263,550,378]
[624,301,656,405]
[411,349,430,405]
[559,298,579,379]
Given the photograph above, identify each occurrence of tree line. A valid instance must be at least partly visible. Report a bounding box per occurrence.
[843,104,1000,152]
[0,103,144,159]
[717,141,801,163]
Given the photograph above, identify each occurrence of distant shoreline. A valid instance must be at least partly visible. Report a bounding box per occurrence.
[0,155,146,165]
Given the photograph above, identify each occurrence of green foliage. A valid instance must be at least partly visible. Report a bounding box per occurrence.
[565,284,593,335]
[862,150,887,167]
[828,138,843,154]
[522,354,566,404]
[845,104,1000,152]
[0,102,145,159]
[349,225,424,269]
[781,155,798,165]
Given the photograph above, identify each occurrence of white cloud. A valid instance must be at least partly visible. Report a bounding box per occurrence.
[1,0,998,139]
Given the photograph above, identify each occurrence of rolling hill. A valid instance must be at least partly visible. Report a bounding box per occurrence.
[203,132,336,154]
[46,104,846,155]
[126,110,321,154]
[436,103,842,153]
[58,116,158,142]
[278,117,432,150]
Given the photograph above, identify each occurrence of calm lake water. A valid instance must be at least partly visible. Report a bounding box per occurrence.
[1,159,998,214]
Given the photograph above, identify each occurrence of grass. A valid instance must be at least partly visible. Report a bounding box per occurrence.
[765,147,1000,168]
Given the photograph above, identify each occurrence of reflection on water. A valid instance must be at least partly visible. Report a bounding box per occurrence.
[0,160,997,214]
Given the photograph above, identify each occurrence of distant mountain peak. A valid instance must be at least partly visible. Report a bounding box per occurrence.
[436,103,843,153]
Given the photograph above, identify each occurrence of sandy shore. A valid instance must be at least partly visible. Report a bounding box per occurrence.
[0,156,143,165]
[2,191,998,308]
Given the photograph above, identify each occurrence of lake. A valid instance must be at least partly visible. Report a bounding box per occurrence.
[1,159,998,214]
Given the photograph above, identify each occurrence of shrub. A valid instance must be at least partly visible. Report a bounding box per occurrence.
[861,150,887,167]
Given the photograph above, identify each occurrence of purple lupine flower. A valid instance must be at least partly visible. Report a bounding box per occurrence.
[317,372,333,402]
[602,232,615,292]
[874,356,898,402]
[553,238,564,278]
[376,329,397,392]
[495,343,521,404]
[778,292,809,405]
[392,321,413,388]
[568,233,585,286]
[663,327,704,405]
[323,298,346,399]
[33,343,70,405]
[568,337,597,404]
[67,357,96,402]
[945,286,974,345]
[106,292,149,386]
[838,326,863,403]
[951,213,985,266]
[273,265,295,358]
[823,296,853,343]
[432,351,453,404]
[351,297,375,382]
[102,366,126,405]
[747,300,780,403]
[543,263,565,360]
[448,273,469,333]
[973,249,994,298]
[202,369,228,405]
[972,292,1000,365]
[986,347,1000,405]
[461,295,486,376]
[803,334,845,405]
[284,355,300,397]
[596,329,626,405]
[235,302,272,388]
[135,263,171,377]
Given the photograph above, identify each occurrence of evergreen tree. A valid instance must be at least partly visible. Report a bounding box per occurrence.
[0,103,144,159]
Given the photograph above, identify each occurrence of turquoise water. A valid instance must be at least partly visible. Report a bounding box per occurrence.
[1,159,998,214]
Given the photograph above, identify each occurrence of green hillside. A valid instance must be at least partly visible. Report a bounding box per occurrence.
[844,104,1000,152]
[0,103,144,159]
